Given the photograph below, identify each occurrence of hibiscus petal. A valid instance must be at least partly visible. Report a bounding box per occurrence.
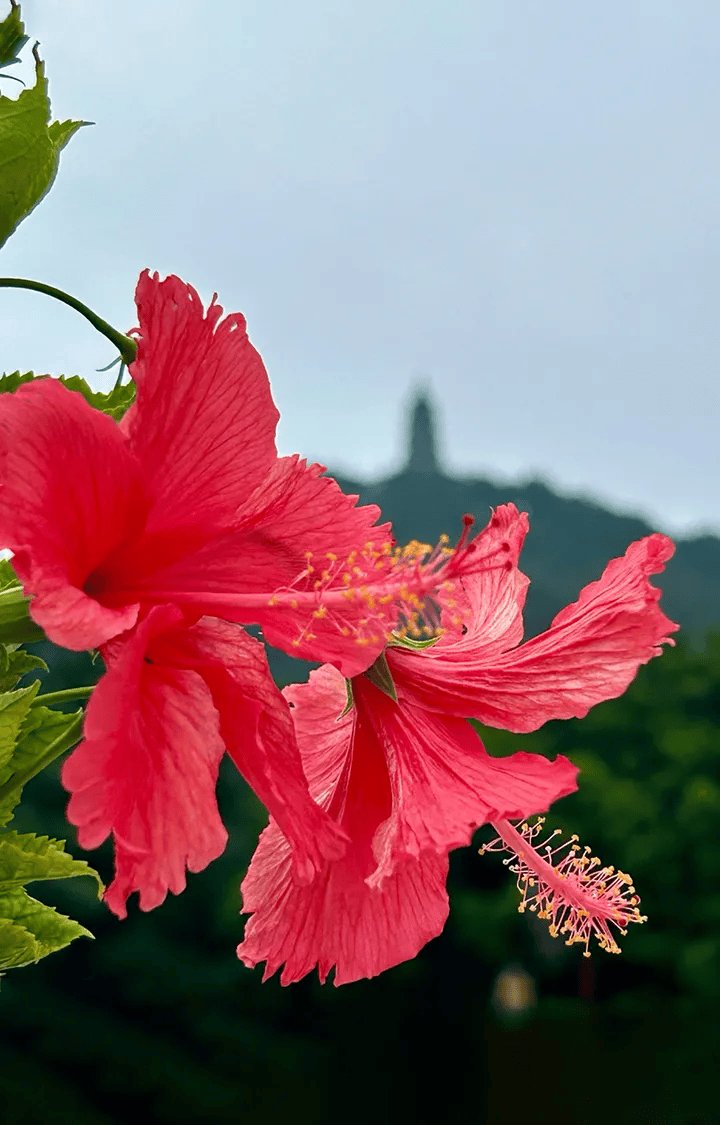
[123,271,279,537]
[352,677,578,886]
[124,456,395,677]
[238,662,575,985]
[392,533,678,732]
[283,663,356,805]
[0,379,143,649]
[240,666,448,983]
[238,824,449,986]
[435,503,529,653]
[151,618,348,883]
[238,458,394,674]
[62,605,228,917]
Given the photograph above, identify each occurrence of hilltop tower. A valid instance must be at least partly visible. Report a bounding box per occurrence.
[405,388,440,474]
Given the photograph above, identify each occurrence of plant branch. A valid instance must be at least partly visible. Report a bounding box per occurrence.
[0,277,137,365]
[36,686,94,707]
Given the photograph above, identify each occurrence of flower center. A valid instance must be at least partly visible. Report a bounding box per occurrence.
[272,514,513,649]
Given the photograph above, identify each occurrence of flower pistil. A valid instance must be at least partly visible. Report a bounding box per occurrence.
[480,817,646,956]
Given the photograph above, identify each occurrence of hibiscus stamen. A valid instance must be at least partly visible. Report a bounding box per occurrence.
[480,817,646,956]
[144,516,513,650]
[267,533,482,647]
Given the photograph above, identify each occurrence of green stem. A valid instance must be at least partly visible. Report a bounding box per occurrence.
[36,686,94,707]
[0,278,137,366]
[0,712,83,805]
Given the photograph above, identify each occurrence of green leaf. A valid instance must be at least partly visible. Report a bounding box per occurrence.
[0,556,20,589]
[0,912,35,967]
[0,580,44,644]
[0,370,136,419]
[0,830,102,894]
[0,646,46,692]
[0,703,81,827]
[0,831,102,972]
[0,680,38,772]
[0,545,44,652]
[0,888,93,970]
[47,117,85,150]
[0,3,27,72]
[0,635,98,973]
[0,54,90,249]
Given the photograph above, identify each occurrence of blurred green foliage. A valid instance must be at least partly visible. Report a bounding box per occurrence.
[0,634,716,1123]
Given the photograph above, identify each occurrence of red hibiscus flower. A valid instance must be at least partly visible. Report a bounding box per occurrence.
[237,504,678,984]
[0,271,469,915]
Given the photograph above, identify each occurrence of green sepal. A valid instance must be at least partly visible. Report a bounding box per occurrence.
[339,678,354,718]
[0,368,32,394]
[362,650,398,703]
[59,373,136,420]
[0,370,136,419]
[387,633,441,652]
[0,2,27,72]
[0,832,102,971]
[0,53,89,249]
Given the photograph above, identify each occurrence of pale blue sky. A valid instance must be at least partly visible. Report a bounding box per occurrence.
[1,0,718,535]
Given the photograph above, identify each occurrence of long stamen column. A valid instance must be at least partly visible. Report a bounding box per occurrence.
[141,520,512,651]
[480,817,647,956]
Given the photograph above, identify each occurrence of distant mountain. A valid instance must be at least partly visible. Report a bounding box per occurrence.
[328,392,720,644]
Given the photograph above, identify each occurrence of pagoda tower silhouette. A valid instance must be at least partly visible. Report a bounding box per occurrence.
[326,386,719,643]
[404,388,442,474]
